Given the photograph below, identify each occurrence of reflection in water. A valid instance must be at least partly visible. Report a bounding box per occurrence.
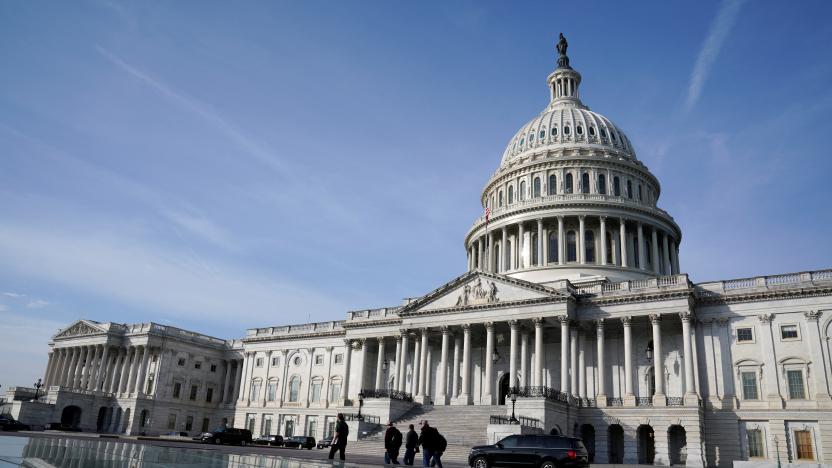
[10,436,353,468]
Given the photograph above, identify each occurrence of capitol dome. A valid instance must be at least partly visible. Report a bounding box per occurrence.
[464,35,681,285]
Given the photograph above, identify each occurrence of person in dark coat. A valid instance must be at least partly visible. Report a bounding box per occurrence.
[417,420,443,468]
[403,423,419,465]
[328,413,349,461]
[384,422,402,464]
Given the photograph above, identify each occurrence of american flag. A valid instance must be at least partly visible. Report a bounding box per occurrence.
[485,206,490,224]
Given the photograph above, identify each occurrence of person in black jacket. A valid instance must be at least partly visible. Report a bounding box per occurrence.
[403,424,419,465]
[328,413,349,461]
[384,422,402,464]
[417,420,443,468]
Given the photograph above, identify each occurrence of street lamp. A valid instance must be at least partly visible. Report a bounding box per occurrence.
[357,390,365,421]
[645,341,654,363]
[773,436,782,468]
[33,378,43,400]
[508,390,519,424]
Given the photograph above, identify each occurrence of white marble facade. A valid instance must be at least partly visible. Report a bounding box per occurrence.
[11,38,832,467]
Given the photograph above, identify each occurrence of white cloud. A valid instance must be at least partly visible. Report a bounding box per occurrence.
[160,208,239,252]
[26,299,51,309]
[2,291,26,298]
[685,0,745,112]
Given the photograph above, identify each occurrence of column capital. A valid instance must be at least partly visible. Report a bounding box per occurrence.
[533,317,545,327]
[804,310,822,322]
[621,315,632,326]
[326,346,334,353]
[679,311,693,322]
[343,338,354,348]
[399,328,410,336]
[395,335,403,343]
[600,216,607,222]
[557,315,570,324]
[595,318,605,329]
[757,313,774,324]
[376,336,385,344]
[485,321,495,330]
[537,218,543,225]
[280,349,288,356]
[716,317,730,327]
[502,225,507,233]
[649,314,662,324]
[440,325,450,335]
[508,319,519,329]
[461,323,471,332]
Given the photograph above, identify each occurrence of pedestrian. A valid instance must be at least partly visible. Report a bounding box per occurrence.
[328,413,349,461]
[384,421,402,464]
[418,420,441,467]
[431,430,446,468]
[403,423,419,465]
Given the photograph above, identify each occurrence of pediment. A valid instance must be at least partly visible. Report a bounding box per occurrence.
[400,271,570,315]
[53,320,106,339]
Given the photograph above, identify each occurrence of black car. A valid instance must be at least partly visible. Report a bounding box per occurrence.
[283,436,316,450]
[254,434,284,446]
[197,427,253,445]
[468,434,589,468]
[45,422,80,432]
[316,436,333,449]
[0,416,30,432]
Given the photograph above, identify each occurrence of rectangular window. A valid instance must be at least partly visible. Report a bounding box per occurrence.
[201,418,210,433]
[250,382,261,402]
[185,415,193,431]
[271,356,279,366]
[255,357,264,367]
[189,384,198,401]
[177,358,185,366]
[330,383,341,401]
[311,381,322,402]
[787,370,806,399]
[780,325,799,340]
[737,328,754,343]
[173,382,182,399]
[747,429,764,458]
[741,372,758,400]
[167,413,177,430]
[334,354,343,364]
[267,382,277,401]
[194,362,201,369]
[315,355,324,365]
[206,387,214,403]
[263,416,272,436]
[145,376,155,395]
[246,414,256,433]
[795,430,814,460]
[210,364,217,372]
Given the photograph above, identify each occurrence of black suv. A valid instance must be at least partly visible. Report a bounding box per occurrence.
[283,436,316,449]
[197,427,253,445]
[468,434,589,468]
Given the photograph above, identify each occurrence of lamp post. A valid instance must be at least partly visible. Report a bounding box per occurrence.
[33,378,43,400]
[774,436,782,468]
[357,390,365,421]
[508,390,519,424]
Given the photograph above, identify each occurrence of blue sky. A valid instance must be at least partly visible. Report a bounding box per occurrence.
[1,0,831,387]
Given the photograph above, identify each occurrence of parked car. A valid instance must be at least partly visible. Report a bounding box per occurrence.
[0,416,30,431]
[253,434,284,446]
[45,422,80,432]
[316,436,333,449]
[468,434,589,468]
[283,435,316,450]
[197,427,253,446]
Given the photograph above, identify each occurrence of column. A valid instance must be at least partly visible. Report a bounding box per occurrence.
[232,359,244,402]
[600,217,607,266]
[109,349,124,394]
[758,314,783,407]
[537,218,544,266]
[394,335,402,390]
[135,346,150,396]
[356,339,367,397]
[570,328,578,397]
[261,351,273,406]
[509,320,519,388]
[662,233,671,275]
[521,329,530,387]
[623,316,635,405]
[43,351,55,388]
[578,332,586,399]
[557,216,565,266]
[73,346,87,389]
[342,340,353,402]
[222,360,233,405]
[559,317,569,391]
[680,312,697,404]
[118,347,132,394]
[412,333,421,396]
[650,314,666,406]
[637,222,645,270]
[437,327,450,404]
[534,318,544,387]
[398,331,409,393]
[127,346,142,395]
[57,348,71,387]
[374,338,386,390]
[804,311,831,400]
[94,345,110,392]
[278,352,288,405]
[418,330,428,397]
[596,320,606,405]
[518,222,525,268]
[452,333,461,398]
[651,228,660,274]
[578,215,586,264]
[458,324,472,404]
[241,352,254,404]
[501,226,508,272]
[487,232,494,272]
[323,347,333,407]
[670,240,680,274]
[477,239,483,270]
[85,346,99,390]
[619,219,629,268]
[483,322,494,404]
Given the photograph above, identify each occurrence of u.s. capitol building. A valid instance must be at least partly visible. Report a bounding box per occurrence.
[6,37,831,467]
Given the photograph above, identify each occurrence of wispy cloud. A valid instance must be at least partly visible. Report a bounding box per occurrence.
[26,299,51,309]
[2,292,26,298]
[684,0,745,112]
[160,208,239,252]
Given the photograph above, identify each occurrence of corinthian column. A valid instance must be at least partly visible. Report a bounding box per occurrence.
[680,312,698,405]
[559,317,569,391]
[650,314,666,406]
[596,320,606,406]
[458,324,472,404]
[619,219,628,268]
[509,320,518,389]
[483,322,494,404]
[418,330,428,398]
[623,316,635,406]
[342,340,353,402]
[375,338,386,391]
[534,318,544,387]
[436,327,450,405]
[398,331,409,392]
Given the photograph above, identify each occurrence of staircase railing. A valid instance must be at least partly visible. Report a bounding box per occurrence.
[489,415,541,428]
[360,388,414,402]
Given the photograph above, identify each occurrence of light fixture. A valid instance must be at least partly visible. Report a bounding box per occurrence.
[492,348,500,363]
[508,390,519,424]
[382,360,388,371]
[645,341,654,363]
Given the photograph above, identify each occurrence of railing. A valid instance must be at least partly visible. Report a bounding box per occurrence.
[697,269,832,297]
[360,388,413,402]
[606,397,623,407]
[511,386,570,403]
[347,307,402,321]
[666,397,684,406]
[343,413,380,424]
[635,397,653,407]
[489,415,542,428]
[576,398,597,408]
[247,321,345,337]
[576,274,690,297]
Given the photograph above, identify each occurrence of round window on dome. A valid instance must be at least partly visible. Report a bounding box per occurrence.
[576,126,583,135]
[589,127,596,136]
[564,126,571,135]
[552,126,558,136]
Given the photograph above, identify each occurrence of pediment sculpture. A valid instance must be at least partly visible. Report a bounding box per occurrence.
[56,321,101,338]
[455,278,499,306]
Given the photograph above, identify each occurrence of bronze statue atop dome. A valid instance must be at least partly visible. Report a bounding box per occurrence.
[556,32,570,69]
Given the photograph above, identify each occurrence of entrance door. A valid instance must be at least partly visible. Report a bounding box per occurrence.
[668,426,687,465]
[608,425,624,464]
[498,374,511,405]
[285,420,295,437]
[638,425,655,464]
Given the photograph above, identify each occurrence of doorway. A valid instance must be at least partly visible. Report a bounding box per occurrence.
[668,425,687,465]
[61,406,82,429]
[638,425,655,464]
[608,424,624,463]
[498,373,511,405]
[580,424,596,463]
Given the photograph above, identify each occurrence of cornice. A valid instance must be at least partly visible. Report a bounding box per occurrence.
[694,285,832,306]
[580,288,694,307]
[243,329,346,344]
[407,296,568,318]
[342,318,403,329]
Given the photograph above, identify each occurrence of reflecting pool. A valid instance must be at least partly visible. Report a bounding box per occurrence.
[0,435,366,467]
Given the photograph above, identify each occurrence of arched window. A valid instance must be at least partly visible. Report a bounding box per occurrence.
[533,178,541,197]
[627,180,633,199]
[589,126,596,136]
[581,173,590,194]
[519,181,526,201]
[529,131,535,143]
[633,236,640,268]
[548,175,557,195]
[638,184,643,201]
[600,128,607,139]
[531,232,538,266]
[576,125,584,136]
[565,174,574,194]
[310,378,323,403]
[548,231,558,263]
[566,231,577,262]
[552,126,558,136]
[613,176,621,196]
[329,378,342,402]
[539,129,546,140]
[250,379,261,402]
[498,190,504,207]
[508,186,514,204]
[267,379,278,401]
[506,240,513,269]
[564,126,571,135]
[289,376,301,402]
[598,174,606,195]
[585,231,595,263]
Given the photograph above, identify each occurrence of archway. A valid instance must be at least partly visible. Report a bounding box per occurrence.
[498,373,511,405]
[60,406,82,429]
[96,407,107,432]
[608,424,624,464]
[580,424,596,463]
[668,425,687,465]
[638,425,655,464]
[549,425,562,436]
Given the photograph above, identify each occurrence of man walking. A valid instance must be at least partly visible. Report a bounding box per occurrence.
[384,421,402,464]
[418,420,443,467]
[403,423,419,465]
[328,413,349,461]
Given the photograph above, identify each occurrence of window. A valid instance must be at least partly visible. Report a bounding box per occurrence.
[598,174,606,194]
[576,125,583,135]
[611,131,617,142]
[194,362,202,370]
[508,185,514,204]
[210,364,217,372]
[589,126,596,136]
[315,355,324,365]
[519,181,526,201]
[613,176,621,197]
[531,232,538,266]
[581,173,590,194]
[600,128,607,139]
[498,191,504,207]
[330,381,342,401]
[787,370,806,399]
[606,233,614,264]
[263,416,272,436]
[529,131,535,143]
[585,231,595,263]
[638,184,643,201]
[565,174,573,194]
[167,413,177,430]
[202,417,210,433]
[499,435,519,448]
[780,325,799,340]
[626,180,633,199]
[548,231,558,263]
[267,380,277,401]
[177,358,185,367]
[247,414,256,433]
[185,415,193,431]
[189,384,198,401]
[271,356,280,367]
[173,382,182,399]
[795,430,814,460]
[551,126,558,136]
[292,356,302,366]
[334,354,344,365]
[311,380,322,403]
[548,175,557,195]
[289,377,301,402]
[741,372,759,400]
[206,387,214,403]
[737,328,754,343]
[747,429,764,458]
[146,376,155,395]
[533,178,541,197]
[633,237,640,268]
[250,381,261,402]
[566,231,577,262]
[139,410,149,428]
[255,357,264,367]
[539,129,546,140]
[564,126,571,135]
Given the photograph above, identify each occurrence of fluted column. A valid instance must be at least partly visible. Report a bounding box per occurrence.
[537,218,544,266]
[94,345,110,392]
[518,222,525,269]
[418,330,428,397]
[521,329,529,387]
[393,335,402,390]
[342,340,353,401]
[127,346,142,395]
[398,331,409,392]
[557,216,565,266]
[651,228,660,274]
[509,320,519,388]
[73,346,88,389]
[232,359,244,402]
[670,240,680,274]
[501,226,508,272]
[222,360,233,404]
[662,233,671,275]
[570,327,578,397]
[355,340,367,399]
[459,324,472,404]
[619,219,628,268]
[559,317,569,391]
[412,333,421,396]
[118,347,132,394]
[757,314,783,406]
[804,311,831,401]
[85,346,99,390]
[477,239,483,270]
[534,318,544,386]
[43,351,55,388]
[57,348,71,387]
[437,327,450,404]
[596,320,606,405]
[375,338,386,390]
[108,349,124,393]
[650,314,666,406]
[623,316,634,404]
[261,351,273,406]
[578,332,586,399]
[680,312,698,405]
[483,322,494,404]
[637,222,646,270]
[452,333,461,398]
[578,215,586,264]
[135,346,150,396]
[600,217,607,265]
